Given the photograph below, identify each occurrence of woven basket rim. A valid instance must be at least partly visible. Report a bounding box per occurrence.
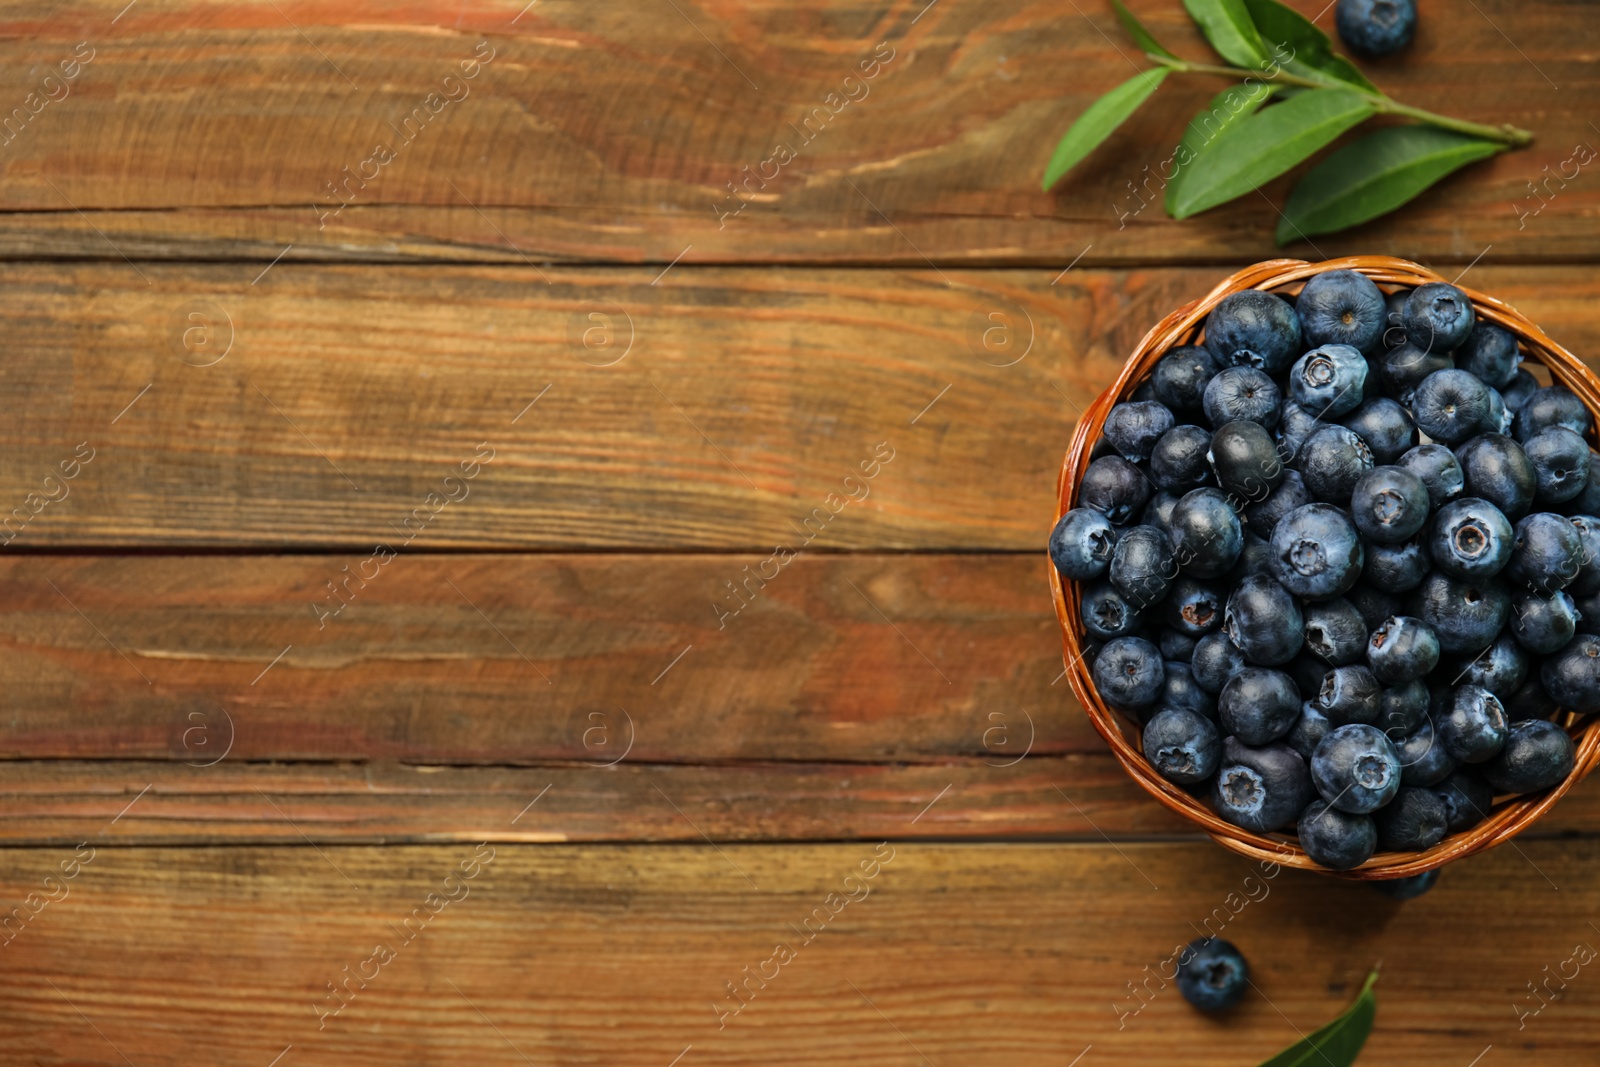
[1051,255,1600,880]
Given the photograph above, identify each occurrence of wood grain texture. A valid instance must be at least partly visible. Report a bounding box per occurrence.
[1,263,1597,550]
[4,841,1599,1066]
[0,1,1593,266]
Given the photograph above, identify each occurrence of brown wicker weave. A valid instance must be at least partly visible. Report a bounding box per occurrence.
[1051,256,1600,879]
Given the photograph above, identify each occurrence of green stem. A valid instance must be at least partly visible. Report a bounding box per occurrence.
[1151,55,1533,147]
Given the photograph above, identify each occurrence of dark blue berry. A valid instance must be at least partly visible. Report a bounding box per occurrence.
[1507,513,1584,594]
[1271,503,1365,602]
[1092,636,1166,711]
[1426,497,1512,579]
[1311,723,1402,814]
[1170,488,1244,580]
[1287,702,1333,759]
[1151,345,1219,413]
[1079,455,1152,525]
[1412,370,1492,446]
[1456,323,1522,388]
[1350,465,1430,544]
[1380,341,1452,404]
[1050,507,1119,581]
[1364,539,1429,592]
[1205,290,1303,374]
[1374,869,1439,899]
[1342,397,1418,465]
[1511,591,1579,655]
[1314,664,1383,726]
[1457,433,1538,521]
[1297,269,1388,354]
[1336,0,1416,57]
[1504,678,1560,721]
[1297,424,1375,503]
[1434,769,1494,832]
[1143,707,1221,785]
[1150,425,1215,491]
[1403,283,1475,353]
[1482,718,1577,793]
[1219,667,1302,744]
[1226,530,1276,583]
[1501,368,1540,413]
[1176,937,1250,1012]
[1210,737,1312,832]
[1452,632,1530,698]
[1111,524,1177,609]
[1104,401,1177,462]
[1304,598,1369,666]
[1191,631,1247,694]
[1482,386,1513,436]
[1163,577,1225,638]
[1225,574,1305,665]
[1542,633,1600,712]
[1367,615,1440,683]
[1299,800,1377,870]
[1159,661,1218,720]
[1396,715,1457,786]
[1290,343,1369,419]
[1524,427,1591,504]
[1435,685,1509,764]
[1398,443,1464,509]
[1160,628,1199,662]
[1243,468,1312,539]
[1566,452,1600,516]
[1209,420,1286,500]
[1375,786,1448,851]
[1376,679,1430,741]
[1080,580,1145,641]
[1347,583,1403,632]
[1514,385,1592,443]
[1204,366,1283,429]
[1275,401,1321,463]
[1567,515,1600,596]
[1414,572,1511,654]
[1141,489,1181,531]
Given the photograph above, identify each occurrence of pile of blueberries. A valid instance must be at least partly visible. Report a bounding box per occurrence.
[1050,270,1600,871]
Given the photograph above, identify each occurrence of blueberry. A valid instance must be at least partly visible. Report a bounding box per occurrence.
[1342,398,1418,465]
[1350,465,1430,544]
[1163,577,1225,637]
[1433,769,1495,832]
[1457,433,1538,521]
[1374,787,1449,851]
[1456,323,1522,388]
[1297,269,1388,354]
[1210,736,1312,832]
[1219,667,1302,744]
[1298,800,1377,870]
[1380,341,1452,404]
[1092,636,1166,711]
[1403,283,1475,353]
[1227,530,1276,583]
[1151,345,1220,413]
[1412,370,1491,446]
[1104,401,1177,462]
[1481,385,1513,436]
[1364,539,1430,592]
[1079,455,1153,525]
[1396,715,1457,786]
[1151,425,1216,491]
[1373,869,1439,899]
[1347,583,1403,632]
[1507,513,1584,593]
[1243,468,1312,539]
[1567,453,1600,516]
[1110,524,1177,609]
[1452,632,1530,698]
[1503,679,1559,721]
[1314,664,1383,726]
[1383,288,1410,337]
[1081,580,1145,641]
[1176,937,1250,1012]
[1290,344,1369,419]
[1376,679,1430,740]
[1170,488,1245,579]
[1414,572,1511,654]
[1160,628,1199,663]
[1367,615,1440,683]
[1143,707,1222,785]
[1050,508,1119,581]
[1304,598,1369,666]
[1398,443,1464,509]
[1524,427,1591,504]
[1511,590,1579,655]
[1542,633,1600,712]
[1131,381,1157,403]
[1192,631,1248,694]
[1501,368,1540,412]
[1209,420,1286,501]
[1311,723,1403,814]
[1225,574,1305,666]
[1514,385,1593,443]
[1271,504,1365,602]
[1204,366,1283,430]
[1288,654,1333,699]
[1205,290,1303,375]
[1482,718,1577,793]
[1275,401,1322,463]
[1287,702,1333,759]
[1426,497,1512,579]
[1297,425,1375,503]
[1336,0,1416,57]
[1578,590,1600,635]
[1141,489,1181,531]
[1159,661,1218,719]
[1566,516,1600,596]
[1435,685,1509,763]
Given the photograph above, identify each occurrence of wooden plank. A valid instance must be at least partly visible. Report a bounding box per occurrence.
[0,553,1087,763]
[0,1,1592,265]
[2,263,1598,550]
[3,840,1598,1065]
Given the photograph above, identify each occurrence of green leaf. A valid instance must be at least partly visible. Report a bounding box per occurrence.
[1242,0,1377,91]
[1165,83,1276,213]
[1258,970,1379,1067]
[1167,88,1375,218]
[1182,0,1270,68]
[1277,125,1505,243]
[1042,68,1171,190]
[1110,0,1178,60]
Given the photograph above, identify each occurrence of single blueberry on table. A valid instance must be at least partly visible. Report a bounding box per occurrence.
[1314,664,1384,726]
[1150,425,1215,492]
[1507,512,1585,594]
[1219,667,1303,745]
[1297,424,1375,503]
[1426,497,1513,580]
[1299,800,1378,870]
[1336,0,1416,58]
[1380,341,1452,405]
[1398,443,1465,509]
[1433,768,1495,833]
[1275,401,1322,463]
[1456,322,1522,389]
[1191,631,1247,694]
[1368,615,1441,683]
[1092,636,1166,711]
[1110,524,1177,609]
[1373,869,1439,900]
[1203,366,1283,430]
[1225,573,1305,665]
[1350,465,1431,544]
[1374,786,1449,852]
[1209,420,1286,501]
[1523,427,1591,505]
[1542,633,1600,713]
[1050,508,1119,581]
[1151,345,1220,414]
[1312,723,1403,813]
[1244,468,1312,540]
[1078,455,1152,525]
[1347,583,1403,633]
[1375,679,1430,741]
[1364,538,1430,592]
[1271,503,1365,602]
[1342,397,1418,466]
[1210,737,1313,833]
[1414,572,1512,654]
[1482,718,1577,793]
[1412,369,1492,446]
[1080,580,1145,641]
[1290,343,1369,419]
[1501,367,1540,413]
[1452,632,1531,699]
[1163,577,1224,638]
[1169,487,1245,580]
[1143,707,1221,785]
[1205,290,1303,375]
[1297,269,1388,354]
[1160,628,1199,663]
[1435,685,1510,764]
[1404,282,1475,353]
[1567,516,1600,596]
[1104,401,1177,462]
[1514,385,1593,443]
[1287,702,1334,760]
[1176,937,1250,1012]
[1304,598,1370,666]
[1511,590,1579,655]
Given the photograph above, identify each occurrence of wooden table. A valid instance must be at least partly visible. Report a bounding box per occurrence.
[1,2,1597,1063]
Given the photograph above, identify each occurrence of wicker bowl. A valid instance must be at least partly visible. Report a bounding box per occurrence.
[1050,256,1600,879]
